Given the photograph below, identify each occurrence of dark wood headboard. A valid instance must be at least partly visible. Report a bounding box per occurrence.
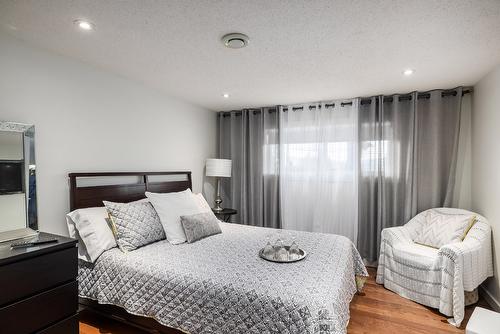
[69,171,192,211]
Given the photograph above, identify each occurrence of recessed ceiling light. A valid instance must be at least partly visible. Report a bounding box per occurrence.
[403,68,415,76]
[74,19,95,31]
[223,93,230,98]
[221,33,249,49]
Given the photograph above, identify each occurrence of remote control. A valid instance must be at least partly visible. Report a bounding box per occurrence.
[11,238,58,249]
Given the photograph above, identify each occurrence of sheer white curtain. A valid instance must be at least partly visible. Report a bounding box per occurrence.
[279,100,359,241]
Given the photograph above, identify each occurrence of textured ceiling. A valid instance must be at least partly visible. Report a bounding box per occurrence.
[1,0,500,111]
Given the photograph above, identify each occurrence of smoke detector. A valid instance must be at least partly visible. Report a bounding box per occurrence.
[222,33,249,49]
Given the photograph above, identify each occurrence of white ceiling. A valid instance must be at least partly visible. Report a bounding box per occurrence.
[1,0,500,111]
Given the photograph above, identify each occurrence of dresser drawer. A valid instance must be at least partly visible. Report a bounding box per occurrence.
[0,246,77,306]
[0,280,78,334]
[37,313,79,334]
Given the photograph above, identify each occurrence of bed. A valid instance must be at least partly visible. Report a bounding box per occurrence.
[70,171,368,334]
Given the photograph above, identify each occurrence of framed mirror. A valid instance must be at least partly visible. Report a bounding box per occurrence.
[0,121,38,239]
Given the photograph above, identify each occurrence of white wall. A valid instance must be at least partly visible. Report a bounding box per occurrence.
[0,31,216,235]
[472,63,500,308]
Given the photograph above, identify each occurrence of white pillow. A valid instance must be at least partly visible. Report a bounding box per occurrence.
[146,189,204,244]
[414,210,475,248]
[192,193,212,213]
[66,218,92,262]
[66,207,117,262]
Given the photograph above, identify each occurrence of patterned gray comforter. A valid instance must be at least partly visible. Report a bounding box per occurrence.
[79,223,367,334]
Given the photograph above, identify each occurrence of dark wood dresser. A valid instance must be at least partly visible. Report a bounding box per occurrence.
[0,232,78,334]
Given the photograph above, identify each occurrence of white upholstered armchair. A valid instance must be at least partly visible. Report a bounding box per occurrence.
[376,208,493,327]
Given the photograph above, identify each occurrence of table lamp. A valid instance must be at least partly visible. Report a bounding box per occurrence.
[206,158,232,212]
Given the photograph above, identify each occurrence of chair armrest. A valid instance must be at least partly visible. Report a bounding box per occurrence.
[380,225,413,246]
[376,225,413,285]
[435,220,493,327]
[439,220,493,290]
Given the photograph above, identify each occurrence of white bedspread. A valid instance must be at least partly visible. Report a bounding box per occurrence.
[79,223,367,334]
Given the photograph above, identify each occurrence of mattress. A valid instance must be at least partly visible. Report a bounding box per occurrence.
[78,222,367,334]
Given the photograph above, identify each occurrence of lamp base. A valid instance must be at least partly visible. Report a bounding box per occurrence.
[213,178,224,212]
[213,196,223,212]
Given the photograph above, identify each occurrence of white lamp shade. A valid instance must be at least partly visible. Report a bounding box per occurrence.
[206,159,232,178]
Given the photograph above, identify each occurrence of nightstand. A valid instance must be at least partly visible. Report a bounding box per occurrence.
[212,208,237,222]
[0,232,78,334]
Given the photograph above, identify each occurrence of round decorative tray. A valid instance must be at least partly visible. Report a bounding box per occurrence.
[259,246,307,263]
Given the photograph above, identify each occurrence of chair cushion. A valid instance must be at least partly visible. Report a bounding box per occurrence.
[393,242,439,268]
[414,210,476,249]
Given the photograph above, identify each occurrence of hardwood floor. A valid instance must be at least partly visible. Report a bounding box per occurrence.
[348,268,490,334]
[79,310,149,334]
[79,267,491,334]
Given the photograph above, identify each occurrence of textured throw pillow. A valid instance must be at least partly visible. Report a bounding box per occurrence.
[414,211,476,249]
[66,207,117,262]
[103,201,166,252]
[181,212,222,243]
[146,189,205,244]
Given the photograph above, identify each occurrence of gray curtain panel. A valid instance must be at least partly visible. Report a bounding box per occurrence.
[217,108,280,228]
[357,88,467,262]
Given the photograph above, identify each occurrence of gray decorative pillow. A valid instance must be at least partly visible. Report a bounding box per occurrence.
[180,212,222,243]
[103,201,165,252]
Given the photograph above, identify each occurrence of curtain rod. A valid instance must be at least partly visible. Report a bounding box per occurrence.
[219,89,472,116]
[283,89,472,111]
[359,88,472,106]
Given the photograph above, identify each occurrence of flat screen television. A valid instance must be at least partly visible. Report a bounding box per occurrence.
[0,161,23,194]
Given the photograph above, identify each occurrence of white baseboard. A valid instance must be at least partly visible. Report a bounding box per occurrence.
[480,285,500,312]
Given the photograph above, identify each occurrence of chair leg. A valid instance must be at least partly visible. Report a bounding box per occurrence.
[465,288,479,306]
